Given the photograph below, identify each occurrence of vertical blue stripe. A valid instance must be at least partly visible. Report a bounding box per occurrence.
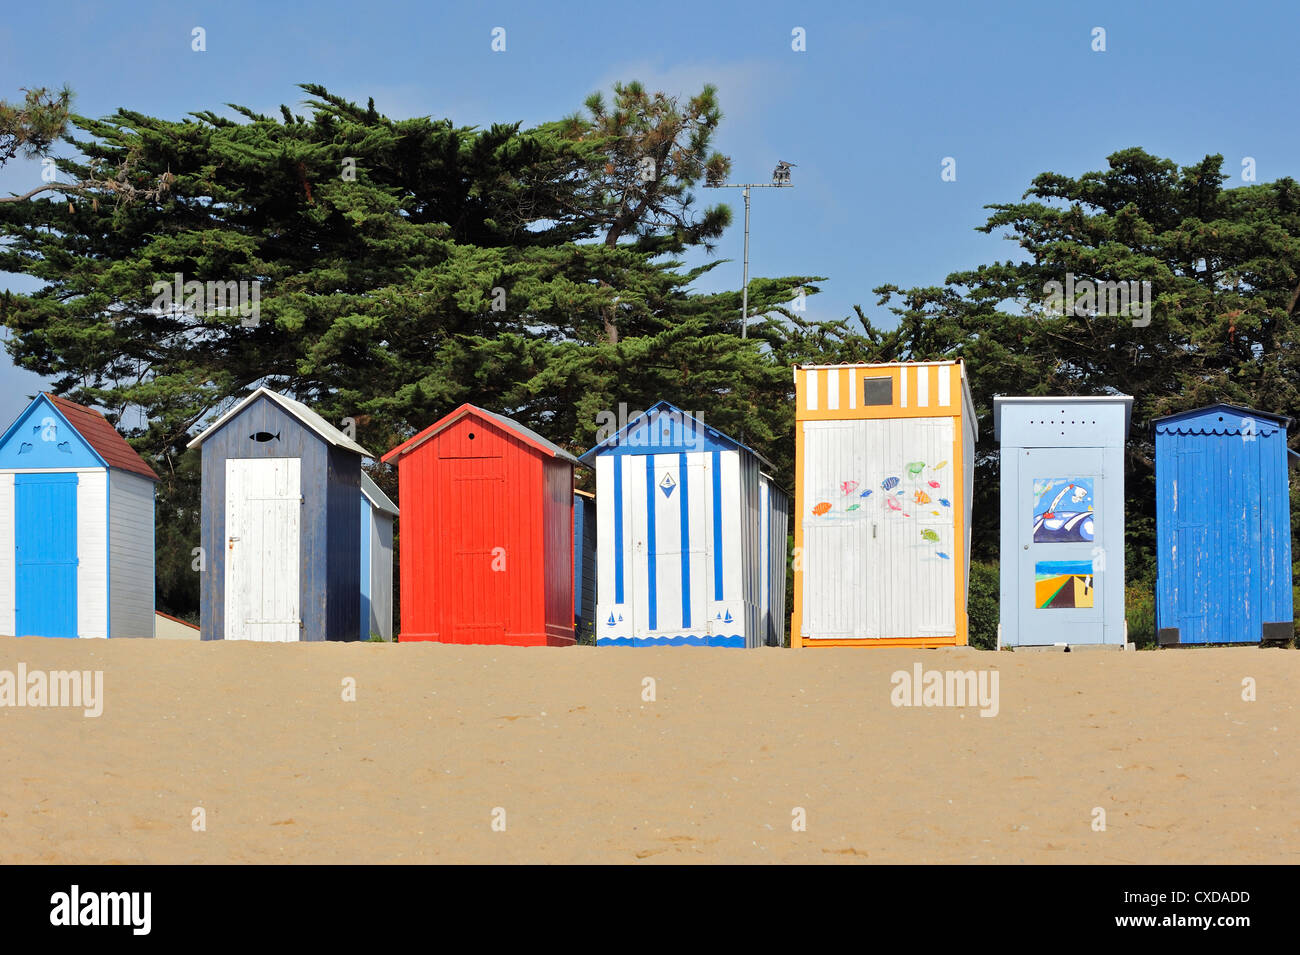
[613,455,624,604]
[711,450,723,600]
[645,455,658,631]
[678,452,691,628]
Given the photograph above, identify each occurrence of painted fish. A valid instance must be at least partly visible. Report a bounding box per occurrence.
[928,480,941,488]
[251,431,281,443]
[921,529,940,543]
[881,476,900,491]
[936,552,951,559]
[859,489,873,499]
[933,460,948,470]
[846,504,861,512]
[840,480,859,495]
[914,490,931,504]
[931,510,941,516]
[939,498,951,507]
[812,502,832,516]
[884,497,902,511]
[906,461,925,476]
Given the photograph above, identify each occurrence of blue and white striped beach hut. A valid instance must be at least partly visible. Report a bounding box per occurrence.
[578,402,787,647]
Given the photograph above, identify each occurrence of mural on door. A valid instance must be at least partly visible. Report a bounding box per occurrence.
[1035,559,1094,608]
[806,459,951,558]
[1032,477,1095,543]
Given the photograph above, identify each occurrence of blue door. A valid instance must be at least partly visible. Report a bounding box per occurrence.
[15,473,78,637]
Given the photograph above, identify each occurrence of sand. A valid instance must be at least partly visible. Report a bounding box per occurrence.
[0,636,1296,864]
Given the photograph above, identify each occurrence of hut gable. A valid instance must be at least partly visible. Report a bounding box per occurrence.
[0,394,155,479]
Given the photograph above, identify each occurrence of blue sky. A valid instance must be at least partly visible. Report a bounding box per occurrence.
[2,0,1297,425]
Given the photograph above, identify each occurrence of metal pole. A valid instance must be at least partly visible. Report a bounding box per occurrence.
[741,186,751,339]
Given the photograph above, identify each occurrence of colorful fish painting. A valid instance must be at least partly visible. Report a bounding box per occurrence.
[936,552,951,560]
[881,476,900,491]
[884,497,902,511]
[840,480,859,495]
[931,510,941,516]
[906,461,925,476]
[846,504,860,512]
[859,489,873,499]
[928,480,941,489]
[812,502,832,516]
[921,529,940,543]
[914,490,931,504]
[933,461,948,470]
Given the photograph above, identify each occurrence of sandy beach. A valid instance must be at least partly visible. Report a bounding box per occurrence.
[0,637,1295,864]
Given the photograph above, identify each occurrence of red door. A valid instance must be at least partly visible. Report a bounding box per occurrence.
[446,460,508,642]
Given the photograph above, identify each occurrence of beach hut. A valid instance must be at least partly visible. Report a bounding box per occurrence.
[0,394,157,638]
[791,362,976,647]
[381,404,579,646]
[1154,404,1297,646]
[188,387,372,641]
[573,489,597,643]
[360,473,398,641]
[759,473,791,646]
[579,401,787,647]
[995,395,1132,648]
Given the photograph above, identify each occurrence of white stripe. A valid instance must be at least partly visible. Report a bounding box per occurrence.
[825,368,840,411]
[806,369,819,411]
[899,366,908,408]
[918,365,930,407]
[938,364,951,407]
[848,368,858,409]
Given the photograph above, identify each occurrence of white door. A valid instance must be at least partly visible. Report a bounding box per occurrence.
[801,417,956,639]
[225,458,301,641]
[630,456,710,642]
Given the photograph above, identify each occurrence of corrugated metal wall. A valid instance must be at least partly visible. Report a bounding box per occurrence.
[108,469,156,638]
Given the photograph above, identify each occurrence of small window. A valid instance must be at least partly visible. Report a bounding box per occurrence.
[862,376,892,406]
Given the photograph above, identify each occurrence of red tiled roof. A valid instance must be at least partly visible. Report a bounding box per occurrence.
[44,394,158,481]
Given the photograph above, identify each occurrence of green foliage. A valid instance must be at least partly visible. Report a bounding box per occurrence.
[0,82,828,618]
[1126,581,1156,648]
[967,560,999,650]
[0,86,72,166]
[869,148,1300,583]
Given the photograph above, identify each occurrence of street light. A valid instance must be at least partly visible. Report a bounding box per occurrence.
[705,161,795,338]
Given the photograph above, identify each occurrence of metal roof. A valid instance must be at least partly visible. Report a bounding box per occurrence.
[360,472,398,517]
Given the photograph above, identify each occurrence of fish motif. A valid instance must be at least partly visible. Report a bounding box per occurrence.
[859,489,873,499]
[933,460,948,470]
[840,480,859,495]
[251,431,281,443]
[931,510,941,516]
[928,480,941,489]
[846,504,861,512]
[921,529,940,543]
[939,498,951,507]
[884,497,902,511]
[914,490,931,504]
[812,502,832,516]
[936,552,951,560]
[906,461,925,476]
[881,476,900,491]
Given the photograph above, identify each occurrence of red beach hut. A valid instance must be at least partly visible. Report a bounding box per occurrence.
[381,405,580,645]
